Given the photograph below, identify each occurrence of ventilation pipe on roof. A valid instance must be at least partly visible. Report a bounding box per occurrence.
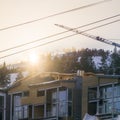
[77,70,84,76]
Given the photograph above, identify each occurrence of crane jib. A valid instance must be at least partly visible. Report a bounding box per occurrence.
[55,24,120,49]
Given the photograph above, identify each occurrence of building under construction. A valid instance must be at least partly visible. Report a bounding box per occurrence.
[8,72,82,120]
[82,74,120,120]
[0,71,120,120]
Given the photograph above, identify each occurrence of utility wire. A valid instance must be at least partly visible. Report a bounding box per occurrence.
[0,18,119,60]
[0,0,111,31]
[0,13,119,53]
[108,39,120,41]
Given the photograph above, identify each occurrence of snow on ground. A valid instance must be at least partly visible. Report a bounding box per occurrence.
[9,71,29,85]
[9,73,18,85]
[92,56,102,69]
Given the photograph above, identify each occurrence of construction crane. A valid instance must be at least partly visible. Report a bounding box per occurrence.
[55,24,120,53]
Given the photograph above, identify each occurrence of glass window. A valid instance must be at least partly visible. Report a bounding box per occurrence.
[114,84,120,97]
[13,94,28,120]
[104,100,112,113]
[46,88,57,103]
[88,84,120,116]
[99,85,112,99]
[68,102,72,116]
[114,102,120,113]
[59,87,67,102]
[18,109,23,119]
[52,104,57,116]
[14,106,23,120]
[58,102,67,117]
[52,91,57,103]
[23,105,28,118]
[14,96,21,107]
[0,96,4,106]
[46,88,57,117]
[98,99,112,114]
[34,105,44,118]
[88,88,97,100]
[98,85,113,114]
[37,90,45,97]
[13,94,22,107]
[68,89,72,101]
[106,87,112,98]
[14,111,18,119]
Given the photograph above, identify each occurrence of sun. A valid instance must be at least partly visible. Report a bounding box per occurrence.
[28,52,39,65]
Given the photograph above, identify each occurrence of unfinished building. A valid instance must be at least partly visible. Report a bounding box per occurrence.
[8,72,82,120]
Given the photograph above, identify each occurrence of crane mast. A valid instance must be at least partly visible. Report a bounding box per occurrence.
[55,24,120,52]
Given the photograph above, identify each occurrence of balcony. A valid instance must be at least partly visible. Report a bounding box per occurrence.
[21,96,46,105]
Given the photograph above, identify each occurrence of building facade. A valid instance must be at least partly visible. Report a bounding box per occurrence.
[8,72,82,120]
[0,88,10,120]
[82,74,120,120]
[8,71,120,120]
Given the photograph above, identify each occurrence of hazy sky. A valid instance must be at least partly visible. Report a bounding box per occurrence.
[0,0,120,64]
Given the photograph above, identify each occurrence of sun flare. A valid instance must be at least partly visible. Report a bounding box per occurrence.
[28,52,39,64]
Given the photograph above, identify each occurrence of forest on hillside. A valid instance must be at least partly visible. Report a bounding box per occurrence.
[42,48,120,75]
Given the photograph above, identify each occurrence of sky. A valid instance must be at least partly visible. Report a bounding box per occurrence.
[0,0,120,64]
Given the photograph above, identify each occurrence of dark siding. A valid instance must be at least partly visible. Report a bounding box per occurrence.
[6,92,10,120]
[73,76,82,120]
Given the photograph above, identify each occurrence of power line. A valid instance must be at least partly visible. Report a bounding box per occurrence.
[108,39,120,41]
[78,19,120,33]
[0,0,111,31]
[0,13,119,53]
[0,18,119,60]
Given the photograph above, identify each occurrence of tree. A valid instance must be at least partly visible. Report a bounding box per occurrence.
[79,49,95,72]
[44,53,54,72]
[0,62,10,87]
[16,72,24,80]
[110,52,120,74]
[99,52,109,73]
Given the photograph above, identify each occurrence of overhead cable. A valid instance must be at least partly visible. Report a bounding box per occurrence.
[0,0,111,31]
[0,18,119,60]
[0,13,119,53]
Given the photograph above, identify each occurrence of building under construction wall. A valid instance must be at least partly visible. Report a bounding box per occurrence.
[0,71,119,120]
[82,74,120,120]
[8,72,82,120]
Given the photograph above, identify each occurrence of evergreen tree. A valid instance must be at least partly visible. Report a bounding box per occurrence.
[40,48,118,74]
[110,52,120,74]
[44,53,53,72]
[0,62,10,87]
[79,49,95,72]
[100,52,109,73]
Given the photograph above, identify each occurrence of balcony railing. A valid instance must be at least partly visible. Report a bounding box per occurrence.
[21,96,46,105]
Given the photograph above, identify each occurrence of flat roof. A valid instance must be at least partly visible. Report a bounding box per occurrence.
[96,74,120,79]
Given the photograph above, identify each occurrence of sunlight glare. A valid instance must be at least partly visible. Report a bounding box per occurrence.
[28,52,39,65]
